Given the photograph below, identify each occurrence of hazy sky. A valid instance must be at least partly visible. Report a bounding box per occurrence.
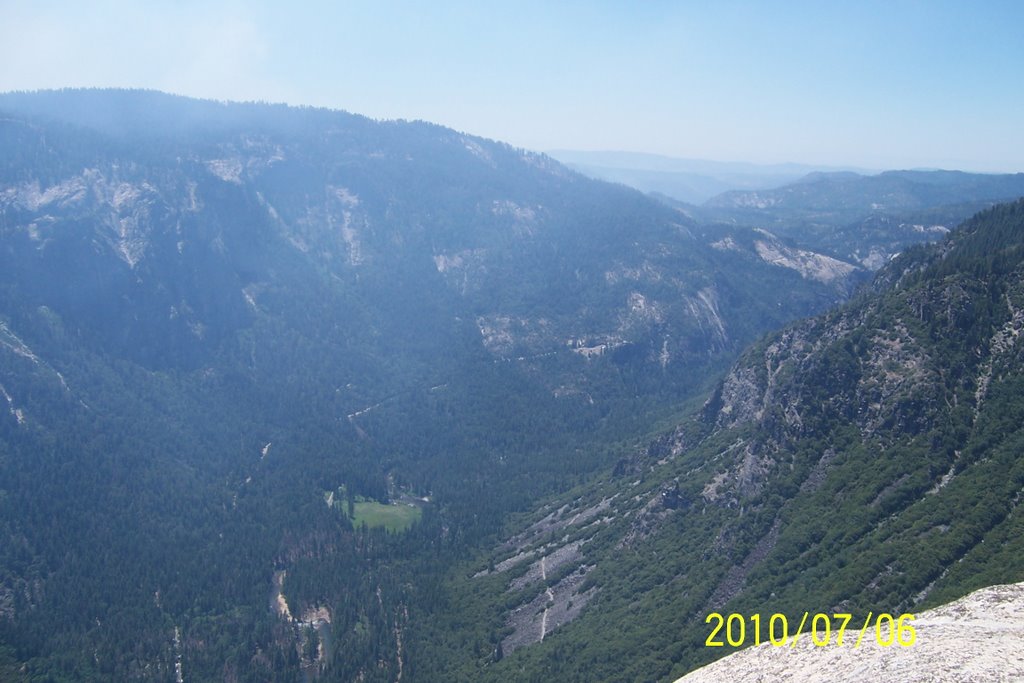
[2,1,1022,171]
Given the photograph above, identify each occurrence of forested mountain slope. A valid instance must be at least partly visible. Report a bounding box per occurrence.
[697,169,1024,270]
[0,89,861,681]
[426,200,1024,682]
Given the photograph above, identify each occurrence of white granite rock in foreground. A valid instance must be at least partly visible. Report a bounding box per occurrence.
[676,582,1024,683]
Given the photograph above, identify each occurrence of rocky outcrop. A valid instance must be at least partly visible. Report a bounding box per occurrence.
[676,582,1024,683]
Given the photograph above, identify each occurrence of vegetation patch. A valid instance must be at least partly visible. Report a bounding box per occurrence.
[351,500,422,533]
[326,485,425,533]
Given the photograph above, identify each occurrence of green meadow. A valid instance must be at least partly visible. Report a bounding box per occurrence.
[351,500,421,533]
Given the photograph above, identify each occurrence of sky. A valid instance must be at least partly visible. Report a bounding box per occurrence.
[1,0,1023,172]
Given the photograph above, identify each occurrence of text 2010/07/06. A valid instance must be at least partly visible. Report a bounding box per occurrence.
[705,612,916,648]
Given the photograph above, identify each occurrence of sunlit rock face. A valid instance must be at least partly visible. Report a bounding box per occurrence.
[675,582,1024,683]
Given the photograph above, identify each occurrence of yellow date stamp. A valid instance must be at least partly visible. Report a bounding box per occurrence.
[705,612,916,648]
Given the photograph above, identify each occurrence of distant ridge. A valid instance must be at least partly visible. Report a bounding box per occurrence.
[547,149,874,204]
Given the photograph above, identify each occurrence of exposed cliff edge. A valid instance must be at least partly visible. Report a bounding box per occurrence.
[675,581,1024,683]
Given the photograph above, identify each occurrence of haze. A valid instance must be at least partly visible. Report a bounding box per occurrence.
[1,0,1022,172]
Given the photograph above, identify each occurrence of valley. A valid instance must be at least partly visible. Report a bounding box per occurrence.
[419,200,1024,681]
[0,89,1022,681]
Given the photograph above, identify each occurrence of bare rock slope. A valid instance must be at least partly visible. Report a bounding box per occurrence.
[676,582,1024,683]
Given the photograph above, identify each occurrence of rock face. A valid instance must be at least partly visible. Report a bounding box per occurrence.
[675,582,1024,683]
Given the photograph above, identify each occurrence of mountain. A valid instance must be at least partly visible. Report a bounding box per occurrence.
[6,89,1021,683]
[699,169,1024,269]
[547,150,869,205]
[0,90,862,401]
[675,581,1024,682]
[546,153,1024,274]
[422,200,1024,681]
[0,89,861,681]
